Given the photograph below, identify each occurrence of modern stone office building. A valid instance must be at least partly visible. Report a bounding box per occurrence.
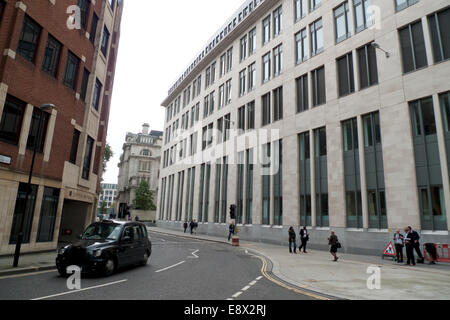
[0,0,123,254]
[97,183,118,216]
[158,0,450,255]
[116,124,163,219]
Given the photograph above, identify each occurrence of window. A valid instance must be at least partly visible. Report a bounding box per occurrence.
[224,114,231,142]
[311,66,326,106]
[63,51,80,89]
[353,0,373,33]
[218,85,225,109]
[92,78,103,111]
[273,86,283,122]
[209,92,215,114]
[42,35,61,77]
[295,28,308,64]
[247,101,255,130]
[211,62,216,84]
[225,79,232,105]
[411,97,436,136]
[357,43,378,89]
[9,183,38,244]
[27,107,49,152]
[239,70,246,96]
[82,136,94,180]
[248,63,256,91]
[226,47,233,72]
[205,66,211,88]
[310,0,322,12]
[238,106,245,132]
[36,187,60,243]
[69,129,80,164]
[310,19,324,56]
[89,13,98,43]
[262,143,271,225]
[273,6,282,37]
[17,15,41,62]
[395,0,418,11]
[295,0,307,20]
[77,0,89,30]
[428,8,450,63]
[273,139,283,225]
[80,68,90,101]
[273,44,283,76]
[296,74,308,113]
[101,26,110,56]
[399,21,428,73]
[334,2,351,43]
[220,54,226,77]
[0,1,5,22]
[245,149,254,224]
[240,35,247,62]
[263,16,271,44]
[249,28,256,55]
[337,52,355,97]
[262,52,271,82]
[262,92,271,126]
[217,118,223,143]
[0,96,26,145]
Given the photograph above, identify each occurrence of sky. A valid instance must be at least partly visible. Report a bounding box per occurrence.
[103,0,245,183]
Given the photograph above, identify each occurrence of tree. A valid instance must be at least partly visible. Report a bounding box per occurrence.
[99,200,108,215]
[102,143,114,177]
[133,180,156,211]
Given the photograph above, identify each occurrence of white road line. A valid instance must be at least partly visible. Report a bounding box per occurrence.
[241,285,251,291]
[31,279,128,300]
[155,261,186,273]
[226,298,233,301]
[232,292,243,298]
[256,276,263,280]
[190,249,199,259]
[249,280,257,286]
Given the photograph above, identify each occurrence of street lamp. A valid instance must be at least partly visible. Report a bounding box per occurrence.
[371,42,390,58]
[13,103,55,268]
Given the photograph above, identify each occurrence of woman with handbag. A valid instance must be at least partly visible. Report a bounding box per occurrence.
[328,231,340,262]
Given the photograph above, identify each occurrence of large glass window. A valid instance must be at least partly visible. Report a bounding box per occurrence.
[89,13,98,43]
[353,0,373,33]
[263,15,271,44]
[101,26,110,57]
[17,15,41,62]
[273,140,283,226]
[92,78,103,111]
[273,86,283,122]
[249,28,256,55]
[245,149,254,225]
[310,19,323,56]
[0,95,26,145]
[82,136,94,180]
[273,6,282,37]
[26,107,50,152]
[248,63,256,91]
[9,183,38,244]
[311,66,326,107]
[237,152,245,224]
[36,187,60,242]
[262,52,271,82]
[247,101,255,130]
[298,132,311,226]
[395,0,418,11]
[427,8,450,64]
[314,127,329,227]
[77,0,89,30]
[295,28,308,64]
[295,0,307,21]
[399,21,428,74]
[240,35,247,62]
[273,44,283,76]
[262,143,271,225]
[262,92,271,126]
[69,129,80,164]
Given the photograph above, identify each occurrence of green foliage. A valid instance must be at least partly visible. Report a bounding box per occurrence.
[99,200,108,215]
[102,143,114,175]
[133,180,156,211]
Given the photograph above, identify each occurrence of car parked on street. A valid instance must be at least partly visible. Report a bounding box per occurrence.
[56,220,151,277]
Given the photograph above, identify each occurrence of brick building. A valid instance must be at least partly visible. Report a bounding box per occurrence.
[0,0,123,255]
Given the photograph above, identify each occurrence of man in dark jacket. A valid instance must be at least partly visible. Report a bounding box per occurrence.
[189,220,195,234]
[228,223,235,241]
[408,226,424,263]
[288,227,297,253]
[183,221,188,233]
[299,226,309,253]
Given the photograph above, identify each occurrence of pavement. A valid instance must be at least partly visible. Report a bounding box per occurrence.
[1,227,450,300]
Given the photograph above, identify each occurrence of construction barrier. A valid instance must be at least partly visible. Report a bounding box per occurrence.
[423,243,450,263]
[232,236,240,247]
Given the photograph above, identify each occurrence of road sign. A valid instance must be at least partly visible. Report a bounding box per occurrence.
[383,241,396,257]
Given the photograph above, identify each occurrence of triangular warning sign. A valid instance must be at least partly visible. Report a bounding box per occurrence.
[383,241,396,256]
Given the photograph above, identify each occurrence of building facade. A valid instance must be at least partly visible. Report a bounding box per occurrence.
[0,0,123,254]
[158,0,450,255]
[117,124,162,218]
[97,183,117,216]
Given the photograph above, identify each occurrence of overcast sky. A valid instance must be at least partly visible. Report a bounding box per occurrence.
[103,0,245,183]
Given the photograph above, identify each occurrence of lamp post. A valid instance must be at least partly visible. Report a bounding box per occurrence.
[13,103,55,268]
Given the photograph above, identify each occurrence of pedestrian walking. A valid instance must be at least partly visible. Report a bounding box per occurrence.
[393,229,404,263]
[189,220,195,235]
[328,231,340,262]
[425,243,438,265]
[228,222,235,241]
[408,226,424,264]
[194,220,198,234]
[288,227,297,254]
[404,227,415,266]
[299,226,309,253]
[183,221,188,233]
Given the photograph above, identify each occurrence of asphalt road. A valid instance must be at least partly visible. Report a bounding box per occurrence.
[0,232,316,300]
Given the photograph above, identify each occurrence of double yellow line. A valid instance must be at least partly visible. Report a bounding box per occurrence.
[254,254,331,300]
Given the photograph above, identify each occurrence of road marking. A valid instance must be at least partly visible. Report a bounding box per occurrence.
[241,285,251,291]
[232,292,243,298]
[31,279,128,300]
[249,280,257,286]
[189,249,199,259]
[155,261,186,273]
[256,276,263,280]
[0,269,57,280]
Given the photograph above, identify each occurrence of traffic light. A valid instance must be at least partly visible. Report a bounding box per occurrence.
[229,204,236,219]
